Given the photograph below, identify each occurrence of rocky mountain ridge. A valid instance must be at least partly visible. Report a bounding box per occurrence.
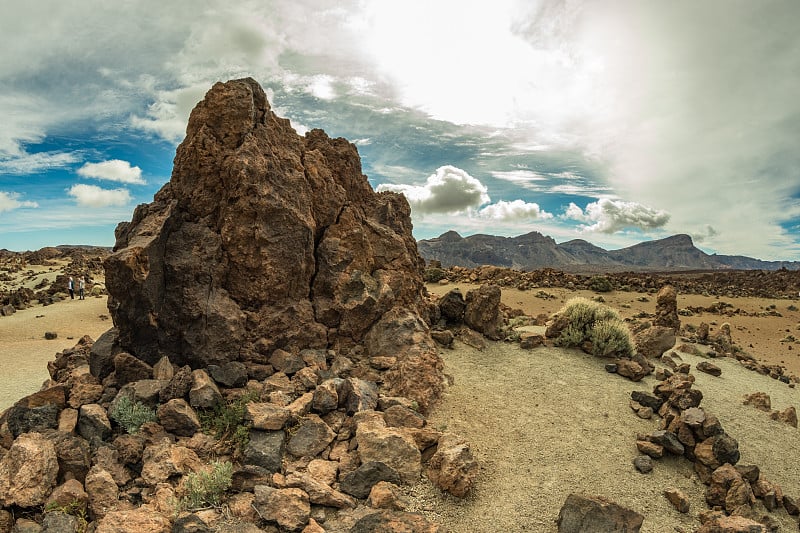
[418,231,800,272]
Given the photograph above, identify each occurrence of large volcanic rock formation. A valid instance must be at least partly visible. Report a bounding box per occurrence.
[105,78,443,409]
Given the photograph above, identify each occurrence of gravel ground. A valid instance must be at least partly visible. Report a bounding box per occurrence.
[406,337,800,532]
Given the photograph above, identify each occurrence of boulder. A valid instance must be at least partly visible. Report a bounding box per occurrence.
[84,466,119,519]
[113,352,153,385]
[243,430,286,473]
[697,361,722,377]
[438,289,466,323]
[156,399,201,436]
[556,493,644,533]
[634,326,676,359]
[654,285,680,331]
[207,361,248,388]
[426,433,479,497]
[285,414,336,458]
[463,284,503,340]
[663,488,689,513]
[188,369,223,409]
[253,486,310,532]
[77,403,112,442]
[340,377,379,415]
[140,442,203,485]
[366,308,444,413]
[356,418,421,485]
[340,461,402,499]
[245,402,291,430]
[95,508,171,533]
[0,432,59,507]
[103,79,437,421]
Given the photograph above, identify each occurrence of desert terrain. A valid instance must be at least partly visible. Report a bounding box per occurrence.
[1,265,797,530]
[418,281,800,532]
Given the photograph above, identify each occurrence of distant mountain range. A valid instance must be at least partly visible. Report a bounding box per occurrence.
[417,231,800,272]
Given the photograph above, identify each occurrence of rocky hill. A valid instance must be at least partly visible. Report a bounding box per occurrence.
[0,78,478,533]
[417,231,800,272]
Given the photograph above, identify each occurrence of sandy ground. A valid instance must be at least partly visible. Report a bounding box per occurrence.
[0,295,111,411]
[428,282,800,377]
[410,283,800,532]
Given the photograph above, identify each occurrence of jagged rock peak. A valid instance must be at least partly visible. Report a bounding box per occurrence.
[104,78,442,408]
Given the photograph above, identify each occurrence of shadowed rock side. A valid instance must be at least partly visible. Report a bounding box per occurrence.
[104,78,443,410]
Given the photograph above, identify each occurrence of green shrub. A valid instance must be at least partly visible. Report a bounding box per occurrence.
[199,390,259,451]
[588,276,613,293]
[552,297,632,358]
[423,267,447,283]
[590,318,635,358]
[179,460,233,510]
[110,396,156,434]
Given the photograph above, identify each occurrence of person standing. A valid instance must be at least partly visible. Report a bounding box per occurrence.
[68,277,75,299]
[79,277,86,300]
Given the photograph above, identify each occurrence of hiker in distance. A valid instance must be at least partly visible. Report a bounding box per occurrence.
[68,277,75,299]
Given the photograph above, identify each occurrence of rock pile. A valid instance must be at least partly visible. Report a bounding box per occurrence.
[0,333,477,531]
[433,265,800,299]
[631,371,799,529]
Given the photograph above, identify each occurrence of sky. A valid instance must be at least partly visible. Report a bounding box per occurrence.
[1,1,799,260]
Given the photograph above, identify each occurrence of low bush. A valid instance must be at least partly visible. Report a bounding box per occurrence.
[198,390,260,452]
[590,318,635,358]
[179,460,233,510]
[109,396,156,434]
[588,275,614,293]
[552,297,633,358]
[423,267,447,283]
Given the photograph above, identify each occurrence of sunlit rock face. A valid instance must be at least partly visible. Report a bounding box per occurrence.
[104,79,435,397]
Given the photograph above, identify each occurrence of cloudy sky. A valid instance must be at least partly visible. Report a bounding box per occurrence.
[1,0,799,260]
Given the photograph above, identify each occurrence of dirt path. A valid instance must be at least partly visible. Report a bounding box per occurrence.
[0,296,111,411]
[408,339,799,532]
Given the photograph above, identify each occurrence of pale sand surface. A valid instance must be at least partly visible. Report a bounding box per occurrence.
[409,283,800,532]
[0,295,111,411]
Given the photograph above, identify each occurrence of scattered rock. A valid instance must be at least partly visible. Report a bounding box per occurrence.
[0,432,59,507]
[464,284,503,340]
[664,488,690,513]
[633,455,653,474]
[426,433,479,498]
[697,361,722,377]
[556,493,644,533]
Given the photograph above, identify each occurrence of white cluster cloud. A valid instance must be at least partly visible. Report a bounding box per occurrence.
[377,165,490,215]
[68,184,131,208]
[0,191,38,213]
[77,160,145,185]
[479,199,553,221]
[564,198,670,234]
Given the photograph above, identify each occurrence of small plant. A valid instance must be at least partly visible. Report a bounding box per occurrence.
[590,318,635,358]
[788,304,798,312]
[423,267,447,283]
[179,460,233,511]
[588,276,613,293]
[110,396,157,434]
[44,500,89,533]
[198,390,259,451]
[551,297,633,358]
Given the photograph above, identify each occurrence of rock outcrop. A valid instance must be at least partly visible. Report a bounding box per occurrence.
[104,77,443,411]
